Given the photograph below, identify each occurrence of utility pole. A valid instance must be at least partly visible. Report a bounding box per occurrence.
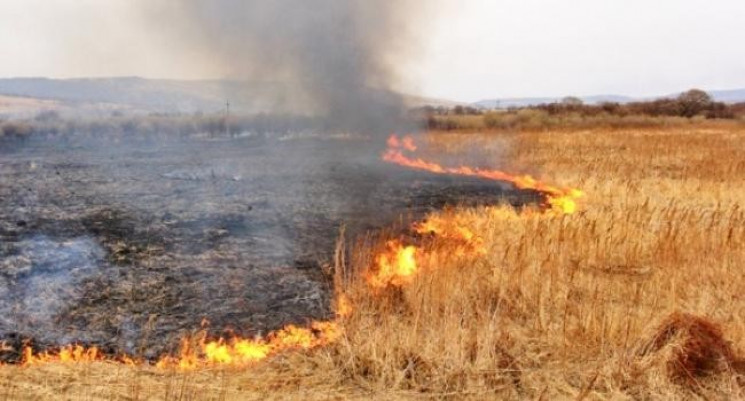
[225,100,231,138]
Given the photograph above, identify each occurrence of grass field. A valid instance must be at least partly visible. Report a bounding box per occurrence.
[2,122,744,400]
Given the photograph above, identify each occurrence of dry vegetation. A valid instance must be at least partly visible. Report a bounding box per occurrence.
[426,109,745,132]
[2,121,745,400]
[423,89,745,132]
[0,96,64,117]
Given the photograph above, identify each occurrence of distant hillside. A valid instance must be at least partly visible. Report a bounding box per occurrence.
[473,90,745,109]
[701,89,745,103]
[0,77,458,117]
[1,77,744,116]
[0,77,290,116]
[472,95,635,109]
[0,95,64,117]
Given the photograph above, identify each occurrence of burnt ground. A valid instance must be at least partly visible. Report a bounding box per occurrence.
[0,131,541,361]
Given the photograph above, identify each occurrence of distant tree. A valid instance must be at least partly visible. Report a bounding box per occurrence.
[452,105,465,115]
[0,121,32,138]
[705,102,735,119]
[418,105,436,115]
[627,98,680,117]
[561,96,584,106]
[599,102,622,115]
[730,102,745,118]
[677,89,712,117]
[34,110,60,122]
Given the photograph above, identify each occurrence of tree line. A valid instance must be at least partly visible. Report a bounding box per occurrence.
[417,89,745,119]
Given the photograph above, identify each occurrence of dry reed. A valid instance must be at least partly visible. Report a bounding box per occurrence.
[2,123,744,400]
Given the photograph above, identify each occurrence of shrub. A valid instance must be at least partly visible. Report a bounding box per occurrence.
[1,121,32,138]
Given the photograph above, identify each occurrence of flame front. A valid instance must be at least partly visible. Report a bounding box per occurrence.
[414,214,486,256]
[154,321,341,369]
[367,240,418,288]
[383,134,583,214]
[22,344,104,365]
[17,134,584,371]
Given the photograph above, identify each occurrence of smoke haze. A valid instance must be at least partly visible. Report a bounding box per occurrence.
[152,0,426,133]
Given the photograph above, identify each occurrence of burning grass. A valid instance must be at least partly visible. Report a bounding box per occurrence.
[3,123,745,399]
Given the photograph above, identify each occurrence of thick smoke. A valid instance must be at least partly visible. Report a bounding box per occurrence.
[157,0,423,134]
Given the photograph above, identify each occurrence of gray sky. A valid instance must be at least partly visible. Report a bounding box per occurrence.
[1,0,744,102]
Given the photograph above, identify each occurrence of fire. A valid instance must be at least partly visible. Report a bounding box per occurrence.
[386,134,417,151]
[15,134,585,371]
[22,344,104,365]
[20,320,341,370]
[383,134,583,214]
[367,240,419,288]
[335,293,353,318]
[413,214,486,256]
[155,321,341,369]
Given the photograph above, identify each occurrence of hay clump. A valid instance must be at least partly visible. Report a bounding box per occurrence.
[639,312,737,383]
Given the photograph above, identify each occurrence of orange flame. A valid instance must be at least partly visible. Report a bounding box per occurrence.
[22,344,104,365]
[154,321,341,370]
[401,136,417,152]
[387,134,417,152]
[414,215,486,256]
[367,240,418,288]
[384,135,583,214]
[20,320,342,370]
[335,293,353,318]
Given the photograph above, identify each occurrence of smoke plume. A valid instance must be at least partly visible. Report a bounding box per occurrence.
[154,0,425,134]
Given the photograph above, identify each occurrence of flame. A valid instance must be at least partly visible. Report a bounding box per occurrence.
[413,214,486,256]
[402,136,417,152]
[19,320,341,370]
[155,321,340,370]
[387,134,417,151]
[367,240,418,288]
[335,293,353,318]
[22,344,104,365]
[384,135,583,214]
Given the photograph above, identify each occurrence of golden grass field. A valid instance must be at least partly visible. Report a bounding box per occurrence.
[2,121,745,400]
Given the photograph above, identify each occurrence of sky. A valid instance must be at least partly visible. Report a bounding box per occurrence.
[0,0,744,102]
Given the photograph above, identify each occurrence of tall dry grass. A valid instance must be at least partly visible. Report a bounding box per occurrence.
[2,124,744,400]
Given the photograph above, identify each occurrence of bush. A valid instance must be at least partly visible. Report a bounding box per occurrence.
[1,121,32,138]
[677,89,713,118]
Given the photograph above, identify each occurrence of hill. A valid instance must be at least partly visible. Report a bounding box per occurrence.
[0,77,282,116]
[1,77,744,116]
[0,77,457,117]
[473,89,745,109]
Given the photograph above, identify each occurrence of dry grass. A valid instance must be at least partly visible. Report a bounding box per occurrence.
[426,110,745,132]
[0,95,63,116]
[3,123,745,400]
